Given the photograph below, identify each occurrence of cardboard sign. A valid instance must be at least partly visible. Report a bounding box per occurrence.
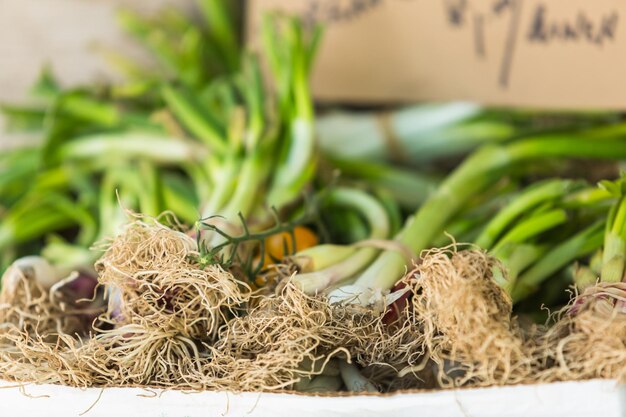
[247,0,626,109]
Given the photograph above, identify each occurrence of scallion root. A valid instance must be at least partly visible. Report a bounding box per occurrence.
[203,281,345,391]
[95,218,249,340]
[400,246,539,388]
[539,282,626,383]
[0,217,252,388]
[0,262,93,341]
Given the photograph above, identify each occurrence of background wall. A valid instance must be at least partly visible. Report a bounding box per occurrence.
[0,0,194,144]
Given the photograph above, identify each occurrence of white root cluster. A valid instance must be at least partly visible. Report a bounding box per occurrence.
[0,224,624,391]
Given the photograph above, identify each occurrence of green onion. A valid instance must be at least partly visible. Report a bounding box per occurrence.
[52,132,207,165]
[292,187,391,294]
[316,105,620,164]
[512,221,604,300]
[161,85,227,155]
[264,15,323,208]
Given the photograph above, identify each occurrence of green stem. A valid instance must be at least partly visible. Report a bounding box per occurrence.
[55,132,206,166]
[201,157,240,218]
[264,15,320,208]
[0,209,74,253]
[136,161,164,217]
[329,157,439,210]
[220,149,268,220]
[161,85,226,154]
[268,118,316,208]
[198,0,240,72]
[475,180,574,249]
[98,169,139,240]
[512,221,604,301]
[339,361,378,393]
[57,94,119,127]
[116,9,182,79]
[356,133,626,291]
[294,375,342,393]
[162,173,200,224]
[490,209,568,253]
[493,243,546,291]
[293,188,390,294]
[599,183,626,283]
[201,112,259,219]
[291,245,358,272]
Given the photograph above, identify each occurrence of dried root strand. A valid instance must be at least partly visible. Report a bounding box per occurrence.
[96,218,251,341]
[207,278,431,392]
[0,217,254,389]
[0,331,93,387]
[87,218,253,387]
[401,246,538,388]
[539,282,626,383]
[0,259,103,385]
[329,297,431,390]
[204,282,342,391]
[79,323,209,388]
[0,268,90,342]
[7,219,625,392]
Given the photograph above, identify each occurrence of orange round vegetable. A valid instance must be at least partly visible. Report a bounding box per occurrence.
[252,227,319,287]
[264,226,318,262]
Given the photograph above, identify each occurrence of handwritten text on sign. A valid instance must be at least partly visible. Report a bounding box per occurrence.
[247,0,626,109]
